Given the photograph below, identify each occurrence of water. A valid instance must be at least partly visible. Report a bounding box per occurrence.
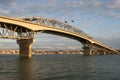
[0,54,120,80]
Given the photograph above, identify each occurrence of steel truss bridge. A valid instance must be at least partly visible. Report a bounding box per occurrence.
[0,16,119,57]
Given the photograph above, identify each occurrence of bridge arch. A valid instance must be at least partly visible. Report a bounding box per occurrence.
[0,16,119,57]
[0,16,93,43]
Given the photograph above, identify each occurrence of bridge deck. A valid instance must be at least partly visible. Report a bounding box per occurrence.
[0,16,119,54]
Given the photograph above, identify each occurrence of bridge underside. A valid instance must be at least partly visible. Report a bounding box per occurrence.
[16,39,118,58]
[0,26,118,57]
[0,22,35,39]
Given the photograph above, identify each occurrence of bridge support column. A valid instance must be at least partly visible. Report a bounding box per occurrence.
[84,47,92,56]
[99,50,106,55]
[17,39,34,58]
[83,43,93,56]
[106,51,110,55]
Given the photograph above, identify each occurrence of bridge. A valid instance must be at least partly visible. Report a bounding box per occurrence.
[0,16,119,57]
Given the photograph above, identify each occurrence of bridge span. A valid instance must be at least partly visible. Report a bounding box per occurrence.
[0,16,119,57]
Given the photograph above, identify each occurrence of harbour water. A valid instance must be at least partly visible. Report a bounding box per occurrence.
[0,54,120,80]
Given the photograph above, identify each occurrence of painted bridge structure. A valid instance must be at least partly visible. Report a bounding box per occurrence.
[0,16,119,57]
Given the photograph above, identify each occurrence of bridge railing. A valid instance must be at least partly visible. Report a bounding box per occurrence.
[22,17,93,40]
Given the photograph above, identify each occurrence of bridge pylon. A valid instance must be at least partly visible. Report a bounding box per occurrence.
[98,50,106,55]
[83,43,93,56]
[17,39,34,58]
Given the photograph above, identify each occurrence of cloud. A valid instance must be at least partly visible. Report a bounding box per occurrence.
[0,8,9,15]
[9,2,18,9]
[0,0,15,5]
[92,0,102,6]
[64,0,85,8]
[107,0,120,9]
[95,37,120,49]
[61,0,120,18]
[0,0,18,16]
[0,0,119,49]
[0,0,119,18]
[64,0,102,8]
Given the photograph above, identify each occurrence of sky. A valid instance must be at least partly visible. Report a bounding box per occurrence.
[0,0,120,50]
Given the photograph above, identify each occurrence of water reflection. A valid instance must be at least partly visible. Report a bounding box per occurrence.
[17,58,34,80]
[0,55,120,80]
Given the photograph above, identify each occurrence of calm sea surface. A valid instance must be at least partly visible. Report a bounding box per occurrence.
[0,54,120,80]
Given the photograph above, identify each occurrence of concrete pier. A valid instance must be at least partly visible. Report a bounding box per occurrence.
[105,51,111,55]
[99,50,106,55]
[17,39,34,58]
[84,47,92,56]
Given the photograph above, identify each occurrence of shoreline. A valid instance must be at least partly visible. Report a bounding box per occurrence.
[0,49,83,55]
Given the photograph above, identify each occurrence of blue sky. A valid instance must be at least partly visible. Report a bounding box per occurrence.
[0,0,120,50]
